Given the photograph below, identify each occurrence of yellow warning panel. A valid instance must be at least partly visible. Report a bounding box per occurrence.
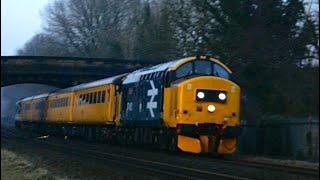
[177,135,201,153]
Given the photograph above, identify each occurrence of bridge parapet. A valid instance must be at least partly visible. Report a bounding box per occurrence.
[1,56,160,87]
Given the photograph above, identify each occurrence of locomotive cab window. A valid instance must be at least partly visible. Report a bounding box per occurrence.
[214,64,230,80]
[170,60,231,83]
[175,62,193,79]
[194,60,212,75]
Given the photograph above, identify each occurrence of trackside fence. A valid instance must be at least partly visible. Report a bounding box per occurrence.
[237,117,319,162]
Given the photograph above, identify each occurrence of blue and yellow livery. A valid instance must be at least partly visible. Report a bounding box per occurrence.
[15,55,241,154]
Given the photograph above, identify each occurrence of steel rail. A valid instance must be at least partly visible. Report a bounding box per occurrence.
[1,129,249,180]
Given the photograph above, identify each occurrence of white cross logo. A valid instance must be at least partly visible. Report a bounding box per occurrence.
[147,80,158,118]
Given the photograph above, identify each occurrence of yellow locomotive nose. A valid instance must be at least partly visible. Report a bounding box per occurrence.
[176,76,240,125]
[174,76,241,153]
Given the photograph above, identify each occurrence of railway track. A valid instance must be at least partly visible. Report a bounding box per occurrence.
[2,127,318,179]
[1,128,249,180]
[220,156,319,177]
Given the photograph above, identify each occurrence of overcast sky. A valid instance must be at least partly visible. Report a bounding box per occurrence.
[1,0,318,56]
[1,0,50,55]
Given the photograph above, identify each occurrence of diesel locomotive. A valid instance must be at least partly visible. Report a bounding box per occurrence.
[15,55,241,154]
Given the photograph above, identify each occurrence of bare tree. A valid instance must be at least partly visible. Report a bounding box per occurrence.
[43,0,124,58]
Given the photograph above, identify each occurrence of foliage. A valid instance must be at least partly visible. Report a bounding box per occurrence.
[17,0,319,118]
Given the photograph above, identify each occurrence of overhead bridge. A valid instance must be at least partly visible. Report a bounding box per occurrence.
[1,56,161,88]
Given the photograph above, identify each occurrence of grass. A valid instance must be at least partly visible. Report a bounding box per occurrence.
[1,148,60,180]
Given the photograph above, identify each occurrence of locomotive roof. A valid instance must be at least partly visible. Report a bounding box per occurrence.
[17,56,231,100]
[122,60,179,84]
[122,56,231,84]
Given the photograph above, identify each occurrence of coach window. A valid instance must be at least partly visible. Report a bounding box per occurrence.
[79,95,82,105]
[97,91,101,103]
[82,95,85,104]
[101,91,106,103]
[194,60,212,75]
[79,95,83,105]
[85,94,88,104]
[88,93,92,104]
[93,92,97,103]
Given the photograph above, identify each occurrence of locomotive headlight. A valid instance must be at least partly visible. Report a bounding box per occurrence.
[197,92,205,99]
[218,93,227,100]
[207,105,215,112]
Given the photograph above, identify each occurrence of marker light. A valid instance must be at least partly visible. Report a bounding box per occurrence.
[197,92,205,99]
[218,93,226,100]
[207,105,215,112]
